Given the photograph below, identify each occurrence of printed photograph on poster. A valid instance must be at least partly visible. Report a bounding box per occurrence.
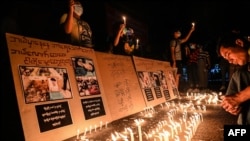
[149,72,161,88]
[166,69,179,96]
[137,71,152,89]
[18,66,72,104]
[71,57,100,96]
[158,70,168,89]
[137,71,165,88]
[166,70,177,89]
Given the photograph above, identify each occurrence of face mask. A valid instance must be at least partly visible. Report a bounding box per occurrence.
[190,45,195,49]
[74,3,83,16]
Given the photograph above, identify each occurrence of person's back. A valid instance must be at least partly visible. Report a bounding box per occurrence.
[60,0,93,48]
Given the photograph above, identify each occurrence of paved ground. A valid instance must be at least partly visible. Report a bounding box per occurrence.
[64,94,238,141]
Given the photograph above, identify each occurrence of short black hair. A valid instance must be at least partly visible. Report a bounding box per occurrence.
[216,32,241,56]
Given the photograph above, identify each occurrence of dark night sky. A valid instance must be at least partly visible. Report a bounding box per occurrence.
[109,1,250,63]
[2,0,250,64]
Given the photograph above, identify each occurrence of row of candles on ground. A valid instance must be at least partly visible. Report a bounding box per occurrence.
[76,121,109,140]
[107,99,205,141]
[74,92,217,141]
[185,92,222,105]
[140,100,207,119]
[108,112,203,141]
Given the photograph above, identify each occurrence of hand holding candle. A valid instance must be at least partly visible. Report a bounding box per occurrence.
[136,38,139,49]
[191,22,195,27]
[122,16,126,25]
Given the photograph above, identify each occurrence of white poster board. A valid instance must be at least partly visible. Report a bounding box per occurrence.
[6,33,112,141]
[132,56,178,107]
[95,52,146,121]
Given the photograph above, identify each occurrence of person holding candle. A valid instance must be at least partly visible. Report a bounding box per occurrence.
[60,0,93,48]
[108,20,137,56]
[218,32,250,125]
[168,23,195,92]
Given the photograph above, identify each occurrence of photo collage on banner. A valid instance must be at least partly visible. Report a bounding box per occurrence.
[137,71,154,101]
[18,66,72,104]
[6,33,113,141]
[166,69,179,97]
[136,70,170,102]
[71,57,101,97]
[132,56,175,107]
[6,33,177,141]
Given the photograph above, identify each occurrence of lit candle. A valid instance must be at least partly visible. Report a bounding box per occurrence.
[135,119,143,141]
[119,132,128,141]
[111,133,116,141]
[89,125,92,134]
[191,22,195,27]
[176,122,182,132]
[106,121,108,128]
[84,127,87,136]
[76,129,80,140]
[184,135,189,141]
[95,124,97,132]
[174,135,180,141]
[144,132,149,140]
[162,130,170,141]
[155,135,162,141]
[160,104,163,109]
[100,121,103,130]
[127,127,134,141]
[122,16,126,25]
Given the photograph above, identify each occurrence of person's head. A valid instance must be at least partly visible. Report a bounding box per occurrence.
[218,34,248,66]
[189,42,197,50]
[73,1,84,18]
[173,30,181,39]
[124,28,134,36]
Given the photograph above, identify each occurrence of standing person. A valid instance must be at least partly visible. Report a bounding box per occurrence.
[218,34,250,125]
[197,44,211,91]
[185,42,200,92]
[60,0,93,48]
[169,23,195,91]
[109,21,137,56]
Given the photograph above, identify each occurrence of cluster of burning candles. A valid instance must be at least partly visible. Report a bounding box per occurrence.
[75,92,221,141]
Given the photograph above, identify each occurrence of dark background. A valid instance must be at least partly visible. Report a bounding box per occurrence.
[1,1,250,140]
[2,0,250,62]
